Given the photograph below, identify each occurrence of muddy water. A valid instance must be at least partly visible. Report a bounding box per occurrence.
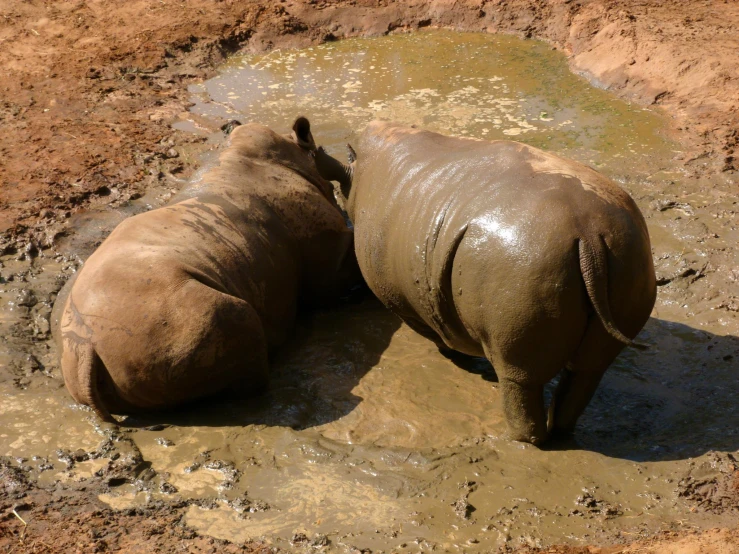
[2,30,739,551]
[186,31,678,175]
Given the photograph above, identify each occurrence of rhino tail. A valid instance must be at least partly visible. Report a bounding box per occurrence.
[67,341,116,423]
[578,235,637,348]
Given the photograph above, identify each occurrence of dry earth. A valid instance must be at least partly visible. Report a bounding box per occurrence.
[1,0,738,552]
[1,0,737,243]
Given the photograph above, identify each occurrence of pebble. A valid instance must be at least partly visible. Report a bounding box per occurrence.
[17,289,37,307]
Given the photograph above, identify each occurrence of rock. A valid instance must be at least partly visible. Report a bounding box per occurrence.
[221,120,242,135]
[73,449,89,462]
[16,289,38,307]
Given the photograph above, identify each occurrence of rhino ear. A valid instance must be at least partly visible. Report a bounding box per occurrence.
[292,116,316,151]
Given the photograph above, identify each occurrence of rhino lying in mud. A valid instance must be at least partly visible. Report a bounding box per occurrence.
[327,121,657,445]
[53,118,360,422]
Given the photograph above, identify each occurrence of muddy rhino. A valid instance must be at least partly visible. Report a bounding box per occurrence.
[54,118,359,422]
[328,121,656,444]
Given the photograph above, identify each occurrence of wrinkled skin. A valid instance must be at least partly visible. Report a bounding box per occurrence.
[342,121,657,444]
[53,118,360,422]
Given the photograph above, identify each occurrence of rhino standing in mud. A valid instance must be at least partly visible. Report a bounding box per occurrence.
[326,121,657,445]
[53,118,360,422]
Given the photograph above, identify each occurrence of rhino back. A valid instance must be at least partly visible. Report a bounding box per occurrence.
[351,124,653,350]
[63,141,349,353]
[68,190,300,348]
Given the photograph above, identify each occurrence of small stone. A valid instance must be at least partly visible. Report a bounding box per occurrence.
[73,449,89,462]
[16,289,38,307]
[143,424,168,431]
[249,500,270,513]
[160,482,178,494]
[25,354,40,371]
[34,313,50,336]
[290,532,309,545]
[221,120,242,135]
[452,497,474,519]
[310,534,330,547]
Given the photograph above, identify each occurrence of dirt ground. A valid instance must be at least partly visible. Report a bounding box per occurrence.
[1,0,738,552]
[1,0,737,244]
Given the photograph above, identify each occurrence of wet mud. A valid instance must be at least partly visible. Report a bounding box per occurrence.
[2,28,738,553]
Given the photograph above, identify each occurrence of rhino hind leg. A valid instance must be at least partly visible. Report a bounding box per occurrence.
[84,279,272,413]
[498,376,548,445]
[548,316,625,435]
[483,319,580,445]
[491,317,625,444]
[548,368,604,437]
[155,279,271,408]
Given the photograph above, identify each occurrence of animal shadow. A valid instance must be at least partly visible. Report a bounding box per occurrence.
[122,295,402,431]
[438,348,498,382]
[545,317,739,462]
[123,304,739,463]
[430,316,739,463]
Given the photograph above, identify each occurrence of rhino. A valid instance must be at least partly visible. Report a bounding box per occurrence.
[325,121,656,444]
[53,117,360,422]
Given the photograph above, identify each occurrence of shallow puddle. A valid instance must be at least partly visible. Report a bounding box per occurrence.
[2,30,739,552]
[185,30,678,180]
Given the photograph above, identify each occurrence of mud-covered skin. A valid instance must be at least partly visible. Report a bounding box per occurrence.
[54,119,359,421]
[346,121,657,444]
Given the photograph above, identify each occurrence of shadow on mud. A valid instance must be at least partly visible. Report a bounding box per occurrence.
[121,302,738,464]
[438,348,498,382]
[122,295,403,431]
[431,316,739,463]
[547,317,739,462]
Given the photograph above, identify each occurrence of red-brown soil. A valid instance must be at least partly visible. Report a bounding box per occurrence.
[1,1,738,552]
[1,0,737,245]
